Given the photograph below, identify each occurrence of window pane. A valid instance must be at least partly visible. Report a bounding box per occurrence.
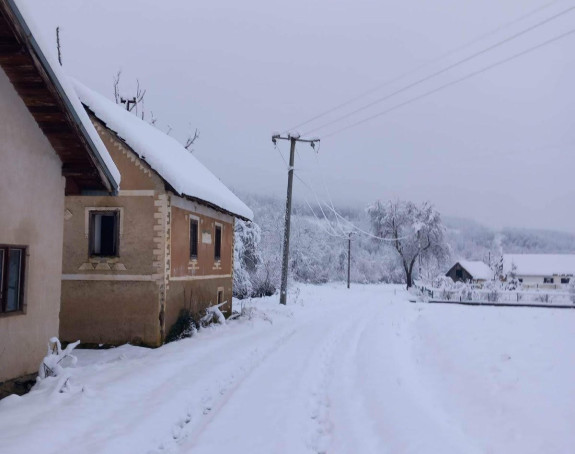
[6,249,22,311]
[92,214,102,254]
[91,212,118,256]
[215,226,222,260]
[190,220,198,259]
[100,215,117,256]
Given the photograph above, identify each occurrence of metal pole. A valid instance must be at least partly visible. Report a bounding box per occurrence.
[347,233,351,289]
[280,137,296,305]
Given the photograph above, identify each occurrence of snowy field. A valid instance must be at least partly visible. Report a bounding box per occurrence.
[0,284,573,454]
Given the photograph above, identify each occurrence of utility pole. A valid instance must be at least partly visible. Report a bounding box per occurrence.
[272,133,320,305]
[347,232,352,289]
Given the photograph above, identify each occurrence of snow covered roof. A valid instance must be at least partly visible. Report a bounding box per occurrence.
[73,81,253,221]
[6,0,121,191]
[458,260,492,280]
[503,254,575,276]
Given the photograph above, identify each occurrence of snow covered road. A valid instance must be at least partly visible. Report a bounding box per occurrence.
[1,284,574,453]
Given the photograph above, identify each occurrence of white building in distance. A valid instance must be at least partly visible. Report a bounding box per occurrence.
[503,254,575,287]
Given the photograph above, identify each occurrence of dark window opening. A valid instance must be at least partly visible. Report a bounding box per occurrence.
[217,290,223,305]
[214,225,222,261]
[543,277,553,284]
[190,219,198,259]
[455,269,463,279]
[561,277,570,284]
[90,211,119,257]
[0,246,26,314]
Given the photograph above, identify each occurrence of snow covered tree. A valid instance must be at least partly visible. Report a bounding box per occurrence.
[506,263,520,290]
[490,254,504,281]
[368,200,449,289]
[233,219,262,299]
[569,278,575,304]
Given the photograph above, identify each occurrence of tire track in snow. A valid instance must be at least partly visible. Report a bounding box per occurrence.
[306,304,378,454]
[150,327,297,454]
[324,301,385,454]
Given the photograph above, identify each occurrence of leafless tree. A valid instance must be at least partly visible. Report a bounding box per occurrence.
[56,27,62,66]
[184,127,200,152]
[368,200,449,289]
[112,71,199,151]
[113,70,121,104]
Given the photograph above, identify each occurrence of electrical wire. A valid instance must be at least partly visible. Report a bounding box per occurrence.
[322,26,575,138]
[294,171,414,242]
[286,0,563,133]
[303,4,575,135]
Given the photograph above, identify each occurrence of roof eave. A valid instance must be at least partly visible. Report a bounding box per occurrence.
[3,0,119,194]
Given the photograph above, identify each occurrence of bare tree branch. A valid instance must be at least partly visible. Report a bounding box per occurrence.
[113,70,122,104]
[184,128,200,152]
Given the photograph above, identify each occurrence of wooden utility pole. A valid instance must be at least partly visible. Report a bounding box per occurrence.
[272,133,320,305]
[347,232,352,289]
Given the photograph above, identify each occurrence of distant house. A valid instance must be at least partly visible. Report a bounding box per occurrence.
[503,254,575,287]
[59,82,253,347]
[446,260,492,283]
[0,0,119,392]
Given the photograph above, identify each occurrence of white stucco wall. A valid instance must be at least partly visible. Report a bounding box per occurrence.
[0,67,65,382]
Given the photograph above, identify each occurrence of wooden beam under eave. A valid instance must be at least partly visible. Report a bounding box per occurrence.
[62,164,98,177]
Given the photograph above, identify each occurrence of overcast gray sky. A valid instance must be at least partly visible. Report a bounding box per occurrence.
[23,0,575,232]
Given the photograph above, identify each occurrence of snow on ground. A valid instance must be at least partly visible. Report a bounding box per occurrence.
[0,284,573,453]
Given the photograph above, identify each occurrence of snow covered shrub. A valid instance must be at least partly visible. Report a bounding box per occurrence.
[165,309,198,343]
[38,338,79,379]
[505,263,520,290]
[233,219,262,299]
[251,258,280,297]
[453,281,473,301]
[484,280,501,303]
[535,293,550,303]
[200,304,226,327]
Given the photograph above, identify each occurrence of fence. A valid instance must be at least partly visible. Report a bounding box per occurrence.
[416,285,574,307]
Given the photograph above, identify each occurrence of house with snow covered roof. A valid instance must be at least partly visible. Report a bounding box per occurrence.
[503,254,575,288]
[446,260,492,284]
[0,0,120,393]
[59,81,252,347]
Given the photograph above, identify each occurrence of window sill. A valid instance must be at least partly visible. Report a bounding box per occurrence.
[0,309,26,318]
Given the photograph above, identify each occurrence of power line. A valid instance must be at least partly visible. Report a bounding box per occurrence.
[303,4,575,136]
[294,171,414,242]
[286,0,564,133]
[322,26,575,138]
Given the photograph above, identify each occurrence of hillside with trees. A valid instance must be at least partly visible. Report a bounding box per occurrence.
[233,194,575,297]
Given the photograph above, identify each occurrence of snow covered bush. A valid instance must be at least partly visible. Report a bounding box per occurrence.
[484,280,501,303]
[165,309,198,343]
[505,263,520,290]
[200,303,227,327]
[38,338,79,379]
[233,219,262,299]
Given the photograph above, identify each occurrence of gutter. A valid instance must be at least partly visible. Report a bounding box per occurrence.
[5,0,119,194]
